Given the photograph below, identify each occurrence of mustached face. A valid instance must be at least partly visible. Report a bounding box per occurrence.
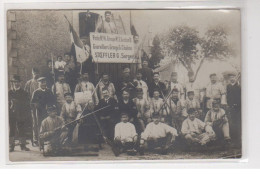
[121,115,129,123]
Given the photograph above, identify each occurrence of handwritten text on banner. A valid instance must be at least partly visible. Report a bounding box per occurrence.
[90,32,135,63]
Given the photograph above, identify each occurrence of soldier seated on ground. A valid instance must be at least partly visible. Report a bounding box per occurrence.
[181,108,216,147]
[114,113,138,156]
[204,99,231,145]
[39,105,68,156]
[139,112,178,155]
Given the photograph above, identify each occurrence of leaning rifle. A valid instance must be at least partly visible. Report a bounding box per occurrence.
[158,86,176,113]
[92,113,121,157]
[54,105,111,132]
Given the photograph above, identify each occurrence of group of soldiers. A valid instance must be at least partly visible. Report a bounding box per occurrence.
[9,52,241,156]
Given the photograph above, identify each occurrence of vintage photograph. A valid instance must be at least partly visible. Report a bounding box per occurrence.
[7,9,241,161]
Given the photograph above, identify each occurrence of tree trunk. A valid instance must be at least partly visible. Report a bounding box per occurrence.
[193,57,205,81]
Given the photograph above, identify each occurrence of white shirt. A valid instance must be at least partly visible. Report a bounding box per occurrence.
[52,82,71,104]
[170,82,184,100]
[141,122,178,140]
[55,61,66,69]
[181,118,206,135]
[134,79,148,99]
[114,122,137,140]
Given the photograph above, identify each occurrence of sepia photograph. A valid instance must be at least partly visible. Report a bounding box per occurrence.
[6,9,241,162]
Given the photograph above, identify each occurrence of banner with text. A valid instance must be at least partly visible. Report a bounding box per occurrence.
[90,32,135,63]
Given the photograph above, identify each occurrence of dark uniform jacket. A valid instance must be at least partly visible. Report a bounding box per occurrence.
[148,81,167,98]
[97,97,119,122]
[9,88,30,122]
[227,83,241,108]
[139,67,154,85]
[31,88,56,118]
[118,98,138,120]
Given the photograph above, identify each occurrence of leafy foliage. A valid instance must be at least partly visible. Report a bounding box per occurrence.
[161,25,233,80]
[150,35,164,68]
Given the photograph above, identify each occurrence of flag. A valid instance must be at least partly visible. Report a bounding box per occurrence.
[130,11,138,36]
[65,15,89,63]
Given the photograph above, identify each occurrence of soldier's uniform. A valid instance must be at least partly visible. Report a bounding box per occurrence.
[9,75,31,152]
[181,109,216,146]
[74,74,99,106]
[133,88,151,133]
[204,100,231,141]
[52,74,71,113]
[140,113,178,155]
[39,105,68,156]
[31,77,56,145]
[226,73,241,145]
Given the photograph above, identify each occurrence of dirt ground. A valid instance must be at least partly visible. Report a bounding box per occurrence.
[9,140,242,162]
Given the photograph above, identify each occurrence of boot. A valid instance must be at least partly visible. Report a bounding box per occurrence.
[20,145,30,151]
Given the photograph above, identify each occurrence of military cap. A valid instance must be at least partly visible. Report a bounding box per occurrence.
[10,75,21,82]
[187,90,195,95]
[46,105,57,112]
[37,77,46,82]
[152,112,160,118]
[209,73,217,78]
[153,87,160,93]
[212,98,221,105]
[64,92,73,97]
[120,112,129,117]
[171,88,179,93]
[105,11,112,16]
[136,69,143,74]
[228,72,237,77]
[187,108,196,114]
[136,88,143,93]
[153,72,160,76]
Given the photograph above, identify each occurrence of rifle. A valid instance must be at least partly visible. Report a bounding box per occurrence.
[92,112,121,156]
[158,86,176,113]
[51,53,57,100]
[54,105,111,132]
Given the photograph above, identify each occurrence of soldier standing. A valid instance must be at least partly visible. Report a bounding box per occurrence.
[226,72,241,146]
[31,77,56,146]
[9,75,31,152]
[24,68,40,99]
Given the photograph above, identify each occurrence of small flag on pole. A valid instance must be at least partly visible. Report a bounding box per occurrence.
[65,15,89,63]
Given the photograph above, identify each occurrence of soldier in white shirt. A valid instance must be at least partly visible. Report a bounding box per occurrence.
[181,108,215,146]
[133,70,149,100]
[140,112,178,155]
[204,99,231,143]
[133,88,151,132]
[114,113,138,155]
[166,72,184,101]
[52,73,71,113]
[183,91,202,120]
[150,89,169,124]
[205,73,227,109]
[74,73,99,106]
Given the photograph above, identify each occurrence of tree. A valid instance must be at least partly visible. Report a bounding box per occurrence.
[162,25,233,81]
[150,35,164,68]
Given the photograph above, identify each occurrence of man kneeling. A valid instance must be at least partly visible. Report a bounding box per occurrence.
[181,108,216,146]
[114,113,138,155]
[39,105,68,156]
[140,112,178,155]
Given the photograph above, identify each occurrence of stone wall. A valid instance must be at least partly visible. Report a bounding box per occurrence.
[7,10,73,86]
